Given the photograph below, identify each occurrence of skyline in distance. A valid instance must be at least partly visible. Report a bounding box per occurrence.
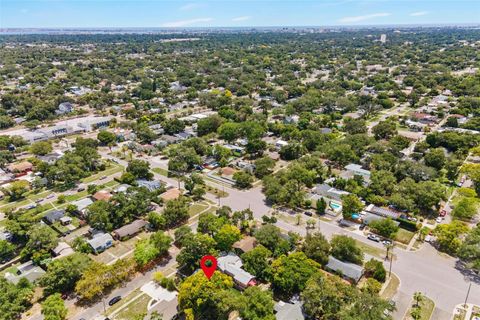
[1,0,479,29]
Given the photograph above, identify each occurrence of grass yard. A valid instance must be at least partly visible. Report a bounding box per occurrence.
[354,240,387,259]
[152,167,169,176]
[396,228,416,246]
[206,185,228,198]
[404,296,435,320]
[188,202,209,216]
[381,273,400,300]
[82,163,124,184]
[114,294,151,320]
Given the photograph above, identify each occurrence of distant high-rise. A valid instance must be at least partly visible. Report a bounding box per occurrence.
[380,34,387,44]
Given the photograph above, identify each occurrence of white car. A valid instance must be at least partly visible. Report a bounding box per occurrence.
[436,217,443,224]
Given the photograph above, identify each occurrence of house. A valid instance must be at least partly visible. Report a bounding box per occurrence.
[37,152,64,165]
[160,188,182,201]
[7,161,33,175]
[274,301,305,320]
[92,190,113,202]
[43,209,65,225]
[312,184,350,202]
[265,151,280,161]
[72,198,94,217]
[411,112,438,125]
[232,236,257,254]
[203,156,219,169]
[284,115,299,124]
[223,144,245,156]
[159,135,182,145]
[59,216,72,226]
[341,163,371,183]
[112,219,148,240]
[217,253,256,289]
[235,161,255,174]
[137,179,163,192]
[363,204,401,220]
[175,131,194,140]
[52,242,74,259]
[5,260,46,285]
[325,256,364,284]
[0,168,14,185]
[87,232,114,254]
[56,102,74,115]
[0,230,13,242]
[275,140,289,150]
[114,184,131,193]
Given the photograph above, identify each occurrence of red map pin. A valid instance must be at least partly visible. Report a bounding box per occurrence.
[200,255,217,280]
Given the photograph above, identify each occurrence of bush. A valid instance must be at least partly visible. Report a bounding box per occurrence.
[397,218,418,232]
[364,258,386,282]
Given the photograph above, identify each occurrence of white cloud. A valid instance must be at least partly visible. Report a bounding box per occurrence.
[161,18,213,28]
[410,11,429,16]
[179,3,203,11]
[232,16,251,22]
[339,12,391,23]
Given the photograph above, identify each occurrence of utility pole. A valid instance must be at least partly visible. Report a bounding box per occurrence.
[463,283,472,308]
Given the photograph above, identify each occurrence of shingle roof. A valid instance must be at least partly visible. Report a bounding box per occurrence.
[325,256,364,283]
[113,219,147,239]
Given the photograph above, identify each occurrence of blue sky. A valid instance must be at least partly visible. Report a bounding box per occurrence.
[1,0,479,28]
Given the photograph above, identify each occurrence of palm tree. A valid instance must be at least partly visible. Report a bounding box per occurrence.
[413,292,424,307]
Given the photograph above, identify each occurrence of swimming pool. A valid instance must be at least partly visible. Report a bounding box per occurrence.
[330,202,342,210]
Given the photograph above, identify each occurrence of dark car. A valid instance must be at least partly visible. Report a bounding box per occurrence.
[77,187,85,192]
[359,224,366,231]
[304,211,313,217]
[108,296,122,306]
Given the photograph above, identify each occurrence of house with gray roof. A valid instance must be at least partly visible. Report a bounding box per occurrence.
[325,256,364,284]
[274,301,304,320]
[136,179,163,192]
[312,184,350,202]
[112,219,147,240]
[5,260,46,285]
[87,233,114,254]
[43,209,65,225]
[217,253,256,289]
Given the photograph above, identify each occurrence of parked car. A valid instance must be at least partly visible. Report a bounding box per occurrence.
[35,199,43,203]
[77,187,85,192]
[367,234,380,242]
[47,194,55,199]
[382,240,392,246]
[359,224,366,231]
[108,296,121,306]
[304,211,313,217]
[100,175,107,180]
[435,217,443,224]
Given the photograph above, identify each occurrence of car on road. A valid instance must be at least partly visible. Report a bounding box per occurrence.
[77,187,85,192]
[47,194,55,199]
[359,224,366,231]
[25,204,36,210]
[436,217,443,224]
[100,175,107,180]
[382,240,392,246]
[367,234,381,242]
[108,296,121,306]
[35,199,43,203]
[304,211,313,216]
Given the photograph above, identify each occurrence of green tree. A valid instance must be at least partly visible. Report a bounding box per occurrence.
[162,197,189,228]
[241,245,272,281]
[364,258,386,282]
[254,157,275,178]
[5,180,30,201]
[424,148,446,170]
[239,286,275,320]
[31,141,53,156]
[176,234,218,275]
[434,221,469,255]
[368,218,399,239]
[97,130,116,146]
[40,253,91,295]
[0,240,15,262]
[330,235,363,265]
[341,194,364,219]
[372,120,397,140]
[0,278,33,320]
[270,252,320,296]
[214,224,241,251]
[316,197,327,215]
[452,197,478,221]
[126,159,153,180]
[41,293,67,320]
[233,171,254,189]
[21,224,59,263]
[458,226,480,272]
[301,232,331,266]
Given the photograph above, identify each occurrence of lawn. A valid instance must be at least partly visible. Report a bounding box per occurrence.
[404,296,435,320]
[82,163,124,183]
[396,229,415,245]
[206,185,228,198]
[114,294,151,320]
[188,202,209,216]
[152,167,169,176]
[381,273,400,300]
[354,240,387,259]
